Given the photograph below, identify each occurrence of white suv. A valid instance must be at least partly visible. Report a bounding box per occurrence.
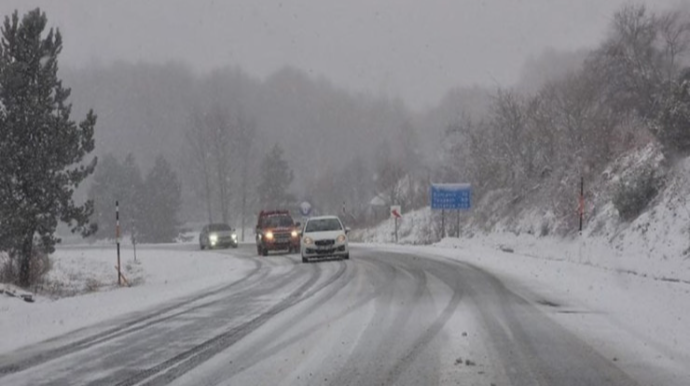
[300,216,350,263]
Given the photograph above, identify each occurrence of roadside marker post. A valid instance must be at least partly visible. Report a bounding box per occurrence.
[116,201,121,286]
[579,177,584,234]
[390,205,402,243]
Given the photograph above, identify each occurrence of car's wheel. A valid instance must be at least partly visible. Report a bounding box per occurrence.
[262,246,269,256]
[302,256,308,263]
[232,244,238,249]
[200,243,205,250]
[343,253,350,260]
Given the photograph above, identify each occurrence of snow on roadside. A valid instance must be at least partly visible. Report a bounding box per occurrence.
[362,241,690,384]
[0,245,255,355]
[351,207,437,245]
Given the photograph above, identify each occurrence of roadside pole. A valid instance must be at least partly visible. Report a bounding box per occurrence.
[394,216,399,243]
[456,209,460,237]
[441,209,445,238]
[579,177,584,234]
[116,201,121,286]
[132,234,137,262]
[390,205,402,243]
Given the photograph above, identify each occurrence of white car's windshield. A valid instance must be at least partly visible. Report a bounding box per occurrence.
[305,218,342,233]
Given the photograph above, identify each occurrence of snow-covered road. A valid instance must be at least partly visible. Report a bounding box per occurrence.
[0,243,686,385]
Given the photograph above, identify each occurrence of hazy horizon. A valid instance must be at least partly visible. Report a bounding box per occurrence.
[1,0,683,111]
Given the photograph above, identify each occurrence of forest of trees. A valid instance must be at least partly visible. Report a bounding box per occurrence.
[440,4,690,234]
[5,5,690,284]
[88,153,181,243]
[60,61,422,229]
[54,3,690,238]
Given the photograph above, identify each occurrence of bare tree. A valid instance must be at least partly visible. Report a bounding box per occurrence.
[656,9,690,79]
[206,106,234,224]
[185,108,214,223]
[232,111,257,241]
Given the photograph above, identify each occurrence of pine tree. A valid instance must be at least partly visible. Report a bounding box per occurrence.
[257,144,294,209]
[0,9,97,287]
[139,155,181,243]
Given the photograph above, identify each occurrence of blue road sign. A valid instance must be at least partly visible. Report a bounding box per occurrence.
[431,183,471,210]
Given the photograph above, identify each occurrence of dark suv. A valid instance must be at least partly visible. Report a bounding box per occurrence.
[255,210,301,256]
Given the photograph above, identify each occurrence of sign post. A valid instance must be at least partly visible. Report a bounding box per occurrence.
[441,209,445,238]
[390,205,402,243]
[431,183,472,238]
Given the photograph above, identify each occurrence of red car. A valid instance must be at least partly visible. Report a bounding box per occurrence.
[255,210,301,256]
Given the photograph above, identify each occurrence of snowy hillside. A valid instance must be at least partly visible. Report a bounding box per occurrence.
[354,145,690,283]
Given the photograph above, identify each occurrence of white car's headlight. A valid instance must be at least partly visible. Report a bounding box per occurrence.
[303,237,314,245]
[231,233,237,240]
[336,234,346,243]
[209,234,218,242]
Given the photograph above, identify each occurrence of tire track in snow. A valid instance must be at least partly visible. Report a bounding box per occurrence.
[96,261,336,386]
[0,258,266,376]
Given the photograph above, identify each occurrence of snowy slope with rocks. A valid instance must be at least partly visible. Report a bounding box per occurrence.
[354,145,690,283]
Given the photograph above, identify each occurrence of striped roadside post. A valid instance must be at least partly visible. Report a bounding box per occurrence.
[116,200,121,286]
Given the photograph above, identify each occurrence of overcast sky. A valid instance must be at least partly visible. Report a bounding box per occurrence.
[0,0,682,110]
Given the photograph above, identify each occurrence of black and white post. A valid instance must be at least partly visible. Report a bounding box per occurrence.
[116,200,121,286]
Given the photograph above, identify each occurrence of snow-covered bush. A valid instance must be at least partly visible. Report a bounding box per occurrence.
[653,70,690,157]
[613,167,664,221]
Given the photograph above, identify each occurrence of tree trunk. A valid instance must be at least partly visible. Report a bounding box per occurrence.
[18,232,34,287]
[217,166,228,224]
[203,158,213,224]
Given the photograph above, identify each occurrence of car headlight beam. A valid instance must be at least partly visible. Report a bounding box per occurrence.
[265,231,274,240]
[291,230,298,238]
[303,236,313,245]
[336,234,346,243]
[209,234,218,242]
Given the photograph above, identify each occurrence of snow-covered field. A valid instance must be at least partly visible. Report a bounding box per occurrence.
[0,244,254,355]
[364,240,690,384]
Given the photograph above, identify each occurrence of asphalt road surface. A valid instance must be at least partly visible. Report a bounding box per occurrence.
[0,244,653,385]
